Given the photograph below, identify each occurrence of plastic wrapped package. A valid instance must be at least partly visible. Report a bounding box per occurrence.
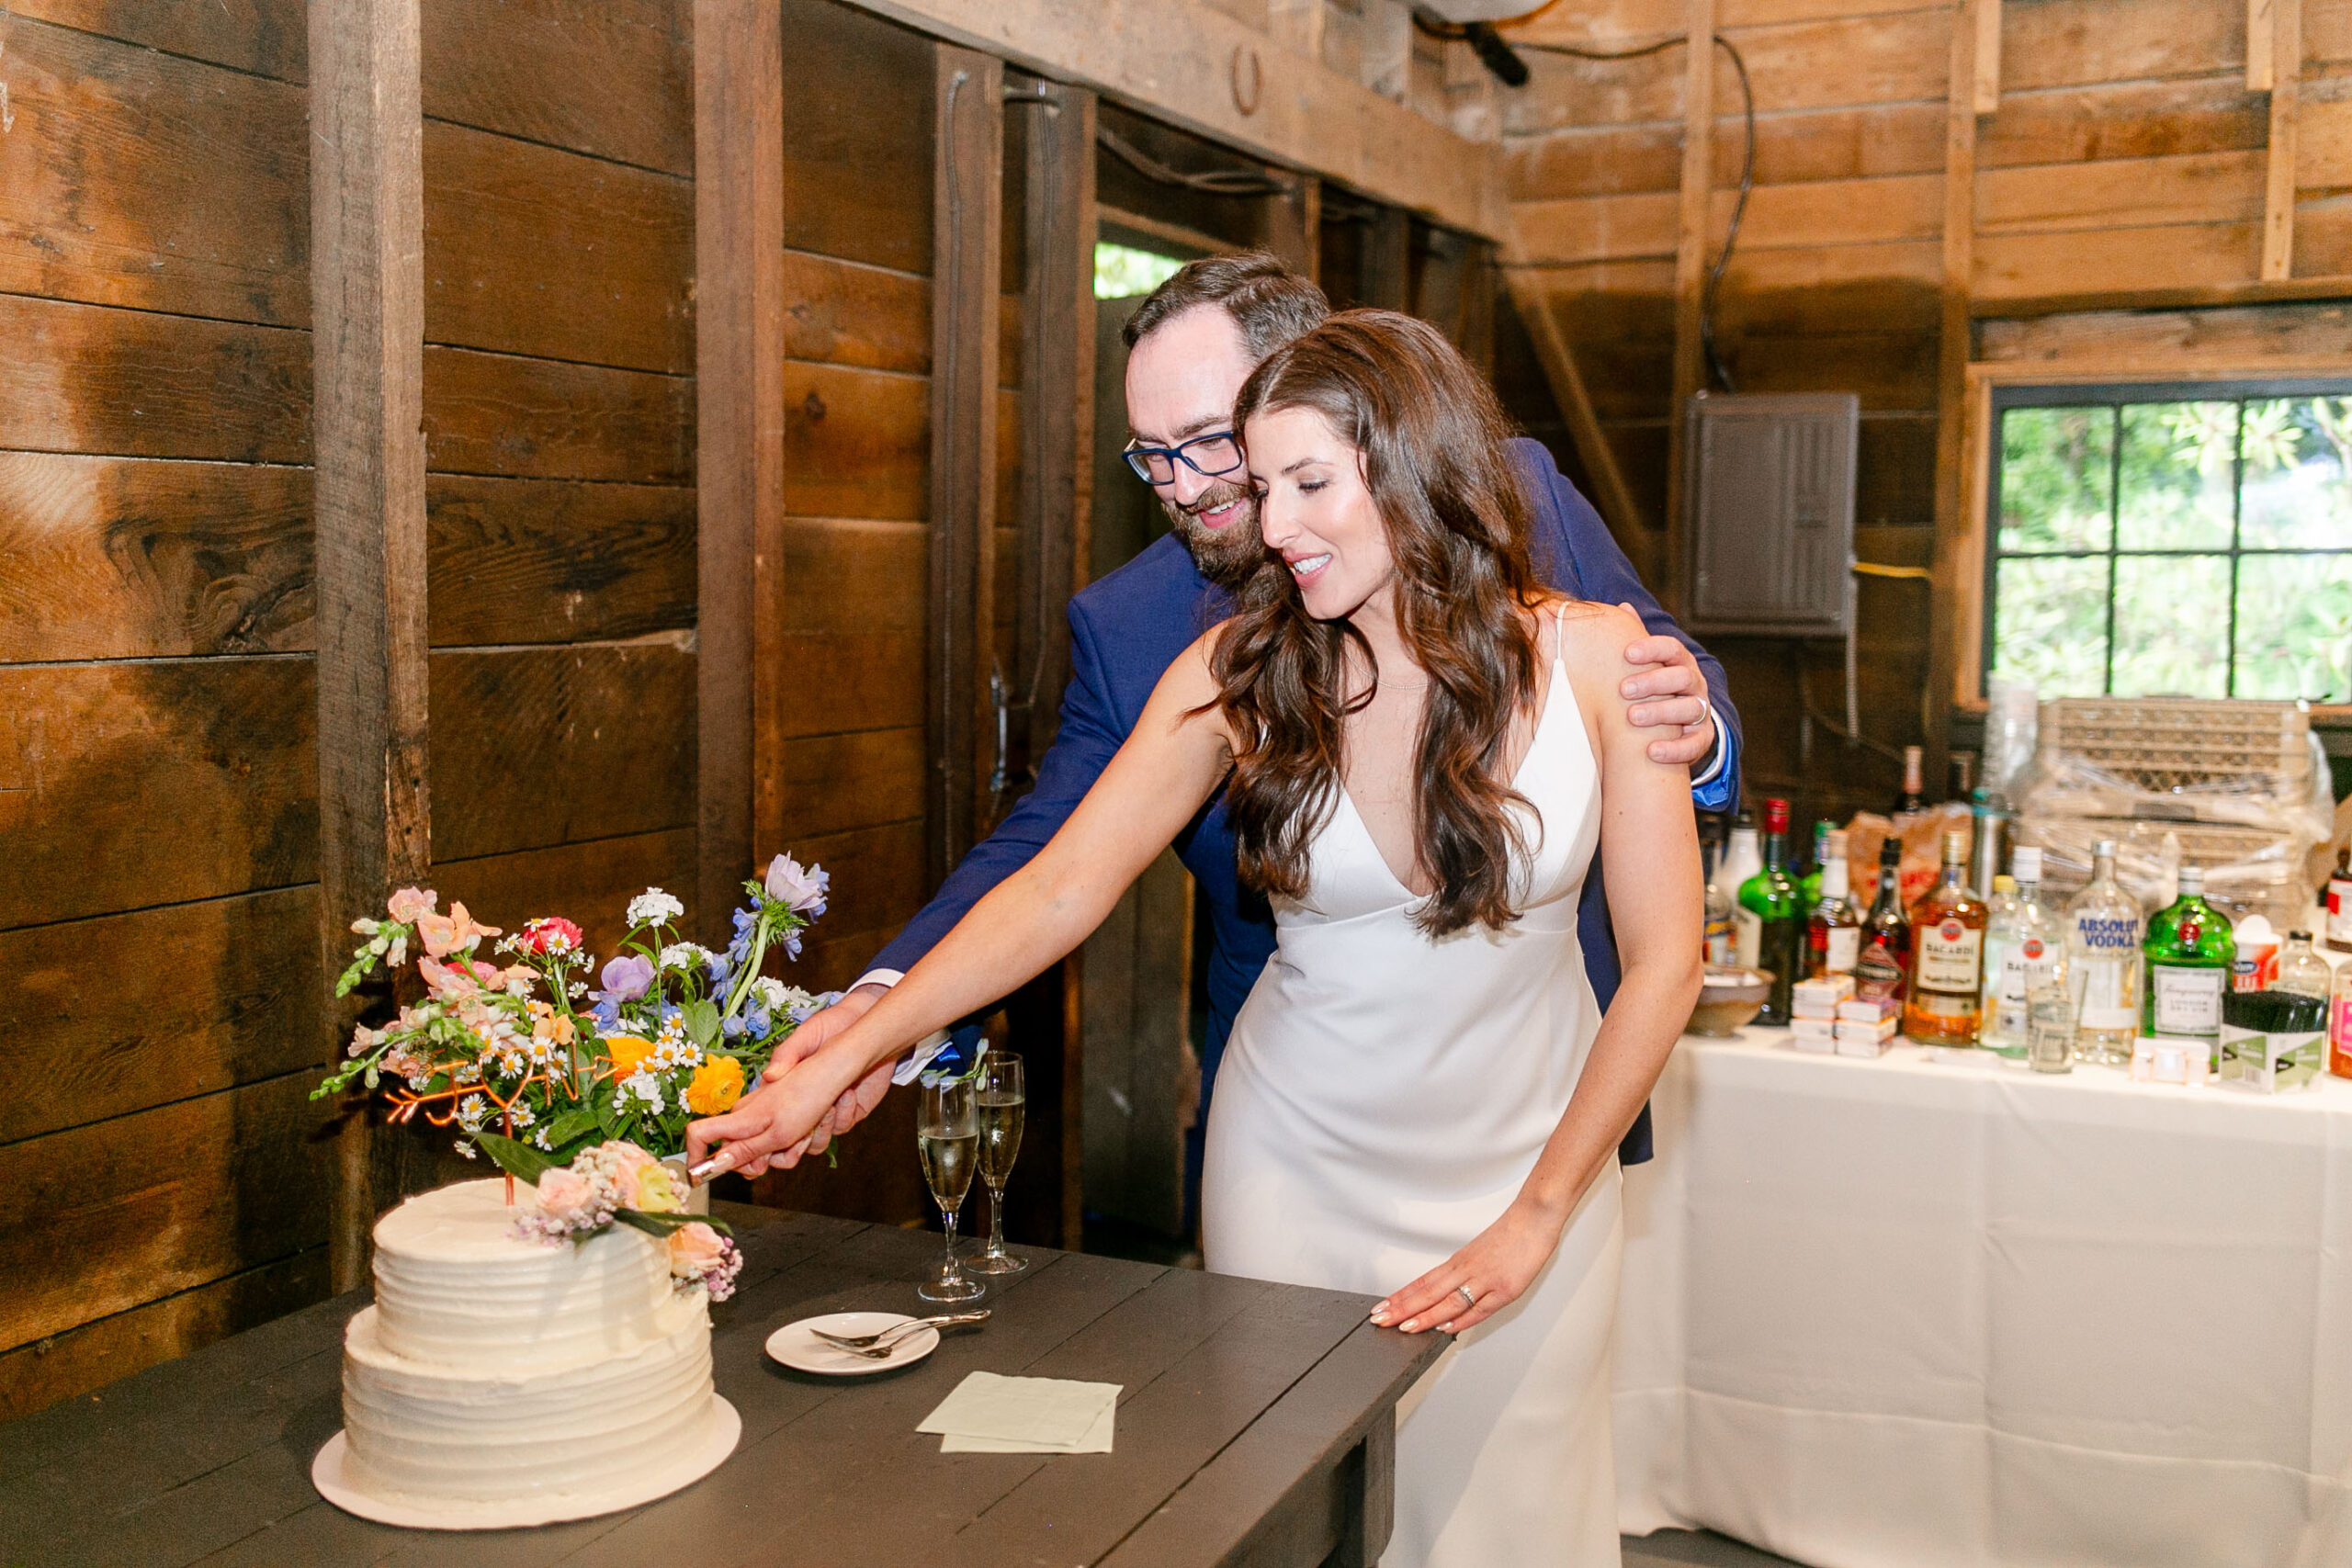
[2011,816,2310,928]
[1982,680,2040,800]
[2016,757,2332,842]
[1844,805,1974,911]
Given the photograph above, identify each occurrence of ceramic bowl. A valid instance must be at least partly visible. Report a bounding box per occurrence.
[1688,966,1770,1036]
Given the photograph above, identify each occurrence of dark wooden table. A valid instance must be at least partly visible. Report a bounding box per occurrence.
[1,1205,1445,1567]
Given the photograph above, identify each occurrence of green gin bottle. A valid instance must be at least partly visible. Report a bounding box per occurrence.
[2142,866,2234,1077]
[1736,797,1804,1026]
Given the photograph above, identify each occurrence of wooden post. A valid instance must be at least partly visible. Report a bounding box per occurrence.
[1362,205,1412,310]
[2250,0,2278,91]
[1265,173,1322,284]
[1927,0,1984,796]
[1501,267,1652,570]
[1661,0,1716,617]
[2262,0,2302,282]
[695,0,786,935]
[1016,78,1097,1248]
[926,45,1003,887]
[310,0,428,1292]
[1973,0,2002,114]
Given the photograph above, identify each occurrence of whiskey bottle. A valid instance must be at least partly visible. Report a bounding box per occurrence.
[1905,829,1988,1046]
[1853,836,1911,1008]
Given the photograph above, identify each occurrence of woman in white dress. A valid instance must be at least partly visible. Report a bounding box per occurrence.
[692,310,1702,1565]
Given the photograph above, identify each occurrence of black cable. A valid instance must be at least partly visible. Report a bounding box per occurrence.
[1503,34,1758,394]
[1097,125,1292,197]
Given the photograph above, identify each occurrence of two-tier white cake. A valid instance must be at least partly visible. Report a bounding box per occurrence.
[312,1179,739,1528]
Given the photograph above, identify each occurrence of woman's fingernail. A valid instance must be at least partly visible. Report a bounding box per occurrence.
[1369,1308,1389,1324]
[1398,1318,1418,1332]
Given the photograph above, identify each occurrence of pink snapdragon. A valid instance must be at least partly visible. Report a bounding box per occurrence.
[387,886,437,925]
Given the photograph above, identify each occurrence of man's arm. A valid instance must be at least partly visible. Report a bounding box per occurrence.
[1510,438,1742,811]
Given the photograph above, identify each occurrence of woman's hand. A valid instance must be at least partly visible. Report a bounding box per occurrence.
[1369,1196,1568,1336]
[685,1050,854,1179]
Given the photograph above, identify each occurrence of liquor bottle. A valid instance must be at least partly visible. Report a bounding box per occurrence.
[1968,788,2007,902]
[1980,848,2062,1060]
[1853,836,1911,1008]
[1799,819,1832,910]
[1736,798,1804,1025]
[1703,863,1736,968]
[2142,866,2234,1078]
[1718,811,1762,964]
[2026,944,2075,1074]
[2065,839,2143,1066]
[1905,829,1988,1046]
[2276,930,2333,999]
[1806,829,1861,978]
[2328,849,2352,956]
[1897,746,1926,813]
[2329,951,2352,1079]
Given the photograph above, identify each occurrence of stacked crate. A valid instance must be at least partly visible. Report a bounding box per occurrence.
[2013,698,2322,925]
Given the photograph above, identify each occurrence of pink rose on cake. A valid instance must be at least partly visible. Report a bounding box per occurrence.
[535,1167,596,1222]
[666,1222,741,1302]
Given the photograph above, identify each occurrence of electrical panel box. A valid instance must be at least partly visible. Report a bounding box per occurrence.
[1681,390,1859,637]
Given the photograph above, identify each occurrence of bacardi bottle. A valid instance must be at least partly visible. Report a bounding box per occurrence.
[1905,829,1988,1046]
[2142,866,2234,1077]
[1980,847,2062,1060]
[2064,839,2143,1066]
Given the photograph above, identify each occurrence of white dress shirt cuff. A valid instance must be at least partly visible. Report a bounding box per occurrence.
[852,970,954,1085]
[1690,700,1727,787]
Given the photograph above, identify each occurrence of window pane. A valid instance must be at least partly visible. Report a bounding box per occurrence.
[1991,556,2109,696]
[2239,398,2352,548]
[1997,407,2112,552]
[2234,552,2352,700]
[2111,555,2231,697]
[2117,401,2237,550]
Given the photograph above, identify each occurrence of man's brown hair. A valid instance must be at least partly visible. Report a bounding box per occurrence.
[1121,252,1329,360]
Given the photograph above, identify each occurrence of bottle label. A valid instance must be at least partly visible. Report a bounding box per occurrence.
[1915,919,1982,994]
[1854,937,1905,1002]
[2151,965,2223,1036]
[2330,877,2352,944]
[1824,927,1860,975]
[1705,919,1735,969]
[2332,998,2352,1078]
[2075,956,2134,1030]
[2074,913,2138,953]
[1734,907,1762,970]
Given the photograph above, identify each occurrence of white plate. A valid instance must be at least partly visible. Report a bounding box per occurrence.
[766,1311,941,1375]
[312,1394,739,1529]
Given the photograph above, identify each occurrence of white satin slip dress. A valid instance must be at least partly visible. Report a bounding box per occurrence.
[1203,606,1623,1568]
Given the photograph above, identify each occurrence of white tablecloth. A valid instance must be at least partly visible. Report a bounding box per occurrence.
[1613,1028,2352,1568]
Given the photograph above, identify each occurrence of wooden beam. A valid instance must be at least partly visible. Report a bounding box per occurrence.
[841,0,1510,242]
[1362,206,1412,311]
[1928,0,1985,796]
[2249,0,2277,93]
[1974,0,2002,115]
[1267,0,1325,62]
[309,0,428,1291]
[1499,267,1652,572]
[2262,0,2302,282]
[1661,0,1715,618]
[1263,174,1321,283]
[925,45,1003,887]
[695,0,786,933]
[1015,76,1096,1249]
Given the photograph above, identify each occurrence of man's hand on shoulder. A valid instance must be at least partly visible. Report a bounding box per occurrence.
[1615,602,1717,769]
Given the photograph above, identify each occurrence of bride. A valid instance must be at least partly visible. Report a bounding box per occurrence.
[690,310,1702,1565]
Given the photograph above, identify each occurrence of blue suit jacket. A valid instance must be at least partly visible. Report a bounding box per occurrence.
[873,439,1741,1167]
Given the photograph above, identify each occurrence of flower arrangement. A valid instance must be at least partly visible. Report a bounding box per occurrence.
[478,1132,742,1302]
[315,855,840,1165]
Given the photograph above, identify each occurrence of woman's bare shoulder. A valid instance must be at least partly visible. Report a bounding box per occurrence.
[1528,595,1643,673]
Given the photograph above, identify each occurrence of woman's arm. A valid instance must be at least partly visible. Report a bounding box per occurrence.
[1374,603,1703,1334]
[686,635,1236,1176]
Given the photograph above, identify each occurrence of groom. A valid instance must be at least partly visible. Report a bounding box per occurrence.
[706,254,1739,1191]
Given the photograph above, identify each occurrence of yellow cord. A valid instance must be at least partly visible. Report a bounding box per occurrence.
[1851,561,1931,581]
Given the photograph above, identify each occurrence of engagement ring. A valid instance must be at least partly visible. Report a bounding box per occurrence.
[1455,1285,1476,1312]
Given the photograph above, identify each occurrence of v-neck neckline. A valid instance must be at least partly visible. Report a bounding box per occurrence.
[1335,648,1568,901]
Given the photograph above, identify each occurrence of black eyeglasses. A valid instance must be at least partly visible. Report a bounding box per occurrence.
[1123,430,1244,486]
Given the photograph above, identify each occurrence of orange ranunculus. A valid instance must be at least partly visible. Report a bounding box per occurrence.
[603,1034,656,1078]
[684,1057,746,1116]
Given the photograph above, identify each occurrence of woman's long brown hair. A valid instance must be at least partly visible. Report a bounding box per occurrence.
[1216,310,1549,937]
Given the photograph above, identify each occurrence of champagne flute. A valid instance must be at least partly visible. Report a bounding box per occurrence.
[915,1077,985,1303]
[965,1054,1028,1277]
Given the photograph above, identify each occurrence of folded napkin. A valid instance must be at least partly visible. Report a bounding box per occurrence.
[918,1371,1120,1454]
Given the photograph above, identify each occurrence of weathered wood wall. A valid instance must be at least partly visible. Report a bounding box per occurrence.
[0,0,332,1423]
[1499,0,2352,823]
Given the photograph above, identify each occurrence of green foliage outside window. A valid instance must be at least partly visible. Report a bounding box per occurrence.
[1988,390,2352,702]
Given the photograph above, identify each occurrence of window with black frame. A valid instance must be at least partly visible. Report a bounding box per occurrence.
[1984,380,2352,702]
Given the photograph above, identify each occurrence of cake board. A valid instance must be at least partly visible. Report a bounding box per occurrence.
[311,1394,741,1529]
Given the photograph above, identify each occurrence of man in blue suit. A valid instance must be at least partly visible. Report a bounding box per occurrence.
[703,255,1738,1190]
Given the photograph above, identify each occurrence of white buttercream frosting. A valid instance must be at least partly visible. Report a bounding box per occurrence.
[339,1179,719,1507]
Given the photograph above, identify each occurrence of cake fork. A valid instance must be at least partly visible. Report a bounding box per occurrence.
[811,1310,989,1350]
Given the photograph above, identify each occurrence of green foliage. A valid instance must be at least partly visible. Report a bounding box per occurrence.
[613,1208,734,1241]
[474,1130,558,1185]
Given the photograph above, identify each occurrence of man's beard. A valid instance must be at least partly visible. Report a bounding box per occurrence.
[1160,480,1267,592]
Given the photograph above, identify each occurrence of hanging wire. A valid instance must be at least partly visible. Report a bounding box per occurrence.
[1097,125,1294,197]
[1502,32,1758,393]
